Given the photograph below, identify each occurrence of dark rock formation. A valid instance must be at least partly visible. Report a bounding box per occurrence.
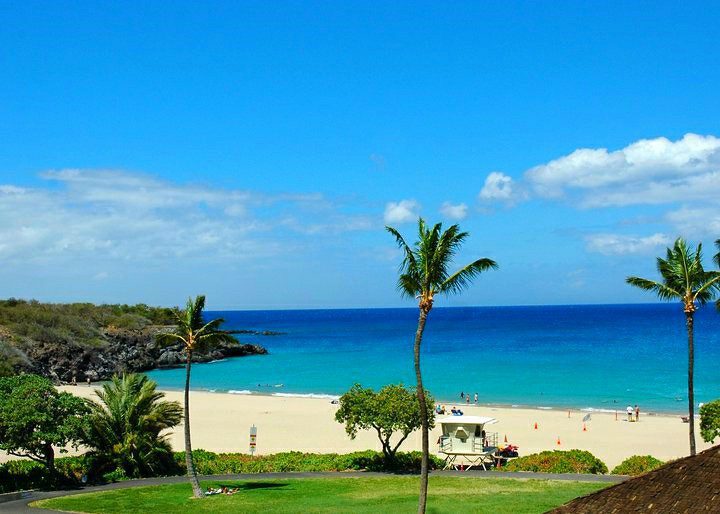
[12,326,268,383]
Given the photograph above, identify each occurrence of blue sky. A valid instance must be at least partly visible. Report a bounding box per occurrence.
[1,1,719,309]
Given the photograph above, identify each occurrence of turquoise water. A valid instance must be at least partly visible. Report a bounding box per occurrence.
[146,304,720,413]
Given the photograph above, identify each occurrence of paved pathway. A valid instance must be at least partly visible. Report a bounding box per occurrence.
[1,471,626,513]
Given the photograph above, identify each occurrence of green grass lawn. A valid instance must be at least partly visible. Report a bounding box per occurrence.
[33,476,607,513]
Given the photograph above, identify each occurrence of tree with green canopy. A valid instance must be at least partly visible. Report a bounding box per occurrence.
[386,218,497,513]
[0,374,87,473]
[81,373,183,478]
[158,295,235,499]
[700,399,720,444]
[335,383,435,463]
[627,238,720,455]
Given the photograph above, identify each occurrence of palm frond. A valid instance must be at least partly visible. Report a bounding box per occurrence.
[386,219,496,304]
[440,258,498,295]
[626,276,681,300]
[695,272,720,305]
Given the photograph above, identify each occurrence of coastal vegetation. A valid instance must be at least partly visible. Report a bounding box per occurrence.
[80,373,183,479]
[610,455,664,476]
[386,218,497,513]
[334,383,435,463]
[501,450,608,475]
[157,295,236,499]
[32,476,609,514]
[626,238,720,455]
[0,374,87,475]
[0,299,266,382]
[0,450,444,493]
[699,399,720,443]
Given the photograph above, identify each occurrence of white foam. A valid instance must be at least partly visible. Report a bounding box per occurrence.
[537,406,553,410]
[272,392,340,400]
[580,407,617,414]
[228,390,253,395]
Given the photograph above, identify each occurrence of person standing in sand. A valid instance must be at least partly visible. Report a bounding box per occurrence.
[635,404,640,422]
[474,393,478,404]
[627,405,633,421]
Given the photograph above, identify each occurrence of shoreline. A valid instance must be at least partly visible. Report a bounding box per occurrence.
[135,383,694,417]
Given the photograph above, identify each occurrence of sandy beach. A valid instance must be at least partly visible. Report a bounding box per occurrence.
[6,385,704,470]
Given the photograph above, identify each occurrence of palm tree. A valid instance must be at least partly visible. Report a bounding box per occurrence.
[81,373,182,478]
[716,239,720,311]
[386,219,497,513]
[627,238,720,455]
[159,295,235,498]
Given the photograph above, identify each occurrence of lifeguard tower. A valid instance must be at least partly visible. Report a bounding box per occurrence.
[437,415,499,470]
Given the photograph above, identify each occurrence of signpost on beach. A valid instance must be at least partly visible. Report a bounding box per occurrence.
[249,425,257,456]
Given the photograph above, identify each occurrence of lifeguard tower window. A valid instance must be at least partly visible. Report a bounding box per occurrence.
[455,427,468,441]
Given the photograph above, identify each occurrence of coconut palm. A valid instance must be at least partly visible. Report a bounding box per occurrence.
[386,219,497,513]
[159,295,235,498]
[81,373,182,478]
[627,238,720,455]
[716,239,720,311]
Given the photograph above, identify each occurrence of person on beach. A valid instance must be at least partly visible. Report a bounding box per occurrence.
[474,393,478,404]
[460,391,465,400]
[626,405,633,421]
[466,395,470,404]
[635,404,640,421]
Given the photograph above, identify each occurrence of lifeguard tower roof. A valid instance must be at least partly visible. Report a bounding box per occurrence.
[436,416,498,425]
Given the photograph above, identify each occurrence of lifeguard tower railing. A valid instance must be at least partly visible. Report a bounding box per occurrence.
[439,431,498,453]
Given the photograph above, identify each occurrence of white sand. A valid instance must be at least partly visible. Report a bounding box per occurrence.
[4,386,705,469]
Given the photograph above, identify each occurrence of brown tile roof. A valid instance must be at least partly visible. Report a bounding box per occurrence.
[549,445,720,513]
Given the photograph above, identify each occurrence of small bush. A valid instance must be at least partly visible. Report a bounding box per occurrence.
[0,456,89,493]
[501,450,608,474]
[611,455,664,476]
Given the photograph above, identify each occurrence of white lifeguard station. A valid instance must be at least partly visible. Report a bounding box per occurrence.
[437,415,499,470]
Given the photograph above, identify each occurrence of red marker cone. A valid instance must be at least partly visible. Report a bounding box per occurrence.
[534,422,538,430]
[504,434,508,443]
[583,423,587,432]
[556,436,561,446]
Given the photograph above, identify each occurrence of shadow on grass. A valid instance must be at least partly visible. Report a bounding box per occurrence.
[216,482,290,491]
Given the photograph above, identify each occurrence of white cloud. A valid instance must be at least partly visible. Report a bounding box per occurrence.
[439,202,468,220]
[585,233,671,255]
[0,169,373,265]
[524,133,720,206]
[479,172,516,202]
[665,206,720,238]
[384,199,420,224]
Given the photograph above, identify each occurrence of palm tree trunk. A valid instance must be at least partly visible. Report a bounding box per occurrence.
[414,307,430,514]
[686,312,696,456]
[184,352,204,498]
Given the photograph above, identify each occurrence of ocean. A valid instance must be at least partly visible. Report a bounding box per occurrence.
[146,303,720,413]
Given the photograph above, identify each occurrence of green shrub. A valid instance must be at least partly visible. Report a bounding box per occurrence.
[611,455,664,476]
[173,449,444,475]
[1,449,445,493]
[501,450,608,474]
[0,456,89,493]
[102,467,128,483]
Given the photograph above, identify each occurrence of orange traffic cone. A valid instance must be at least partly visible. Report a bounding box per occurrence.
[534,422,538,430]
[504,434,508,443]
[556,436,561,446]
[583,423,587,432]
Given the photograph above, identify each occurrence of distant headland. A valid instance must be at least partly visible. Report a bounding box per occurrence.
[0,298,268,382]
